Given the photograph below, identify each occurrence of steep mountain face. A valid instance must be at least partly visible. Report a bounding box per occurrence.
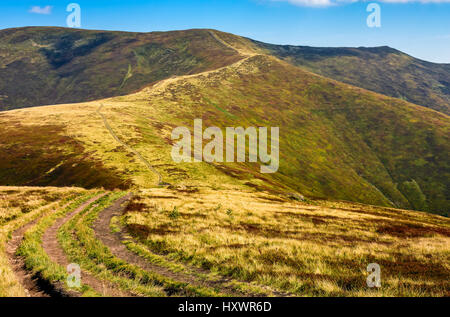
[127,54,449,215]
[254,41,450,115]
[0,50,448,215]
[0,27,242,110]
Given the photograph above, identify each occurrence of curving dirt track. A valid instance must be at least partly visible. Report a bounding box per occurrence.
[41,193,134,297]
[5,192,288,297]
[92,194,285,297]
[6,213,53,297]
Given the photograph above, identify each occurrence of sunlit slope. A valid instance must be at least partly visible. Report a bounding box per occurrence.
[0,27,244,111]
[0,53,448,215]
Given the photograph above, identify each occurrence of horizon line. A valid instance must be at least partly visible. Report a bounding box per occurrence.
[1,25,448,65]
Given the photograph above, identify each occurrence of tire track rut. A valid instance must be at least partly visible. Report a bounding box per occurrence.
[93,194,262,296]
[6,213,54,297]
[94,194,292,297]
[42,193,133,297]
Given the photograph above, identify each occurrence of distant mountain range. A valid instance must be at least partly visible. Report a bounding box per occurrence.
[255,41,450,115]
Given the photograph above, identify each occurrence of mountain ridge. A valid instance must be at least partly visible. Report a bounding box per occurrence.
[253,39,450,114]
[1,27,449,115]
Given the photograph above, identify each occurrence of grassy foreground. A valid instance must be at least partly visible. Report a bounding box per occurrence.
[16,192,100,296]
[58,192,221,297]
[122,187,450,297]
[0,186,448,297]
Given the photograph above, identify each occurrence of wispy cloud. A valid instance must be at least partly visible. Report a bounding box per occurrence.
[29,5,53,15]
[272,0,450,7]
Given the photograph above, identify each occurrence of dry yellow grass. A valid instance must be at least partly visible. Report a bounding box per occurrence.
[123,187,450,297]
[1,96,252,191]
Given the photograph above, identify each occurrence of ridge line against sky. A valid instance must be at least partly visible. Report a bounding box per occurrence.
[0,0,449,63]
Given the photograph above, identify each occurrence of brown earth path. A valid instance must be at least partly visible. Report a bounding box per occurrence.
[96,105,165,187]
[41,193,134,297]
[93,194,291,297]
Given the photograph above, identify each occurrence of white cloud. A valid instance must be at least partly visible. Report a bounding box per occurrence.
[29,6,53,15]
[272,0,450,7]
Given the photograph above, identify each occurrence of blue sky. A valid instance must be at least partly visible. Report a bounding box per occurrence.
[0,0,449,63]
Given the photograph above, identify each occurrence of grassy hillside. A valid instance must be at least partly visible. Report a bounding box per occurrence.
[127,53,449,215]
[1,186,447,297]
[0,117,129,190]
[255,41,450,115]
[0,27,243,111]
[0,36,448,215]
